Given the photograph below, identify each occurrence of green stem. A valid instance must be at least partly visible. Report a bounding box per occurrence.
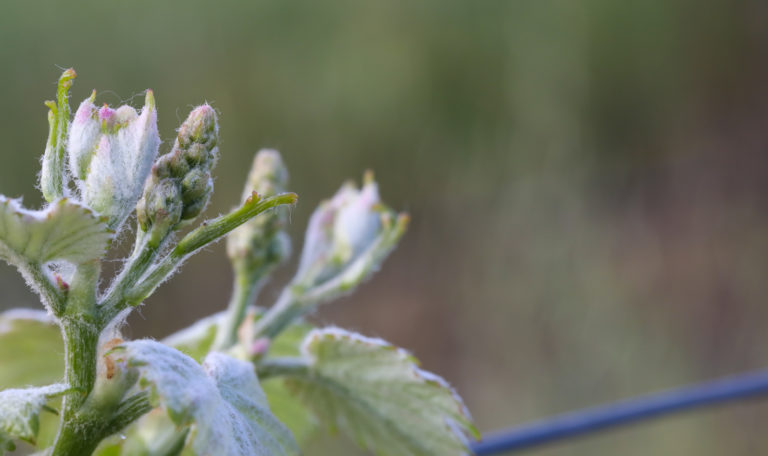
[212,271,263,351]
[251,212,409,341]
[22,261,65,316]
[175,192,298,254]
[52,262,103,456]
[251,288,304,340]
[99,233,161,327]
[257,357,309,379]
[61,262,100,406]
[117,193,299,313]
[121,250,183,308]
[50,414,106,456]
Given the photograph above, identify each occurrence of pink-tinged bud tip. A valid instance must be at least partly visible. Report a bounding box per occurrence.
[59,68,76,88]
[99,104,117,125]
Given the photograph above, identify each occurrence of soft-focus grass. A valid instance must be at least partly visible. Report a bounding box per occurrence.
[2,1,768,454]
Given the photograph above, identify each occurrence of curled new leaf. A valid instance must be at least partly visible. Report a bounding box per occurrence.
[0,196,112,266]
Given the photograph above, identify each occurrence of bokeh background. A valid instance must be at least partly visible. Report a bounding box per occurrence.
[2,1,768,454]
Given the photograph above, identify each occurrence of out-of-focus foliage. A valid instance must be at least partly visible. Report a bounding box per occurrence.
[0,310,62,389]
[0,310,63,453]
[2,1,768,454]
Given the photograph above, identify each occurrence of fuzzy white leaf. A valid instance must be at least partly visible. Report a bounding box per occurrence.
[115,340,298,456]
[283,328,478,456]
[0,384,71,454]
[0,196,112,266]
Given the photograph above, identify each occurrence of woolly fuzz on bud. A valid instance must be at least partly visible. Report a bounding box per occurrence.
[227,149,291,278]
[68,90,160,230]
[136,104,218,245]
[295,171,384,286]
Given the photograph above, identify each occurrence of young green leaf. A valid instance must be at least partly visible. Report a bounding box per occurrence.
[256,317,319,444]
[0,196,112,266]
[0,383,71,454]
[261,380,317,446]
[0,309,63,389]
[278,328,478,456]
[113,340,299,456]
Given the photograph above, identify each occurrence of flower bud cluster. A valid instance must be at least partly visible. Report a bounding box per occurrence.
[136,105,218,245]
[295,171,383,287]
[227,149,291,277]
[67,91,160,229]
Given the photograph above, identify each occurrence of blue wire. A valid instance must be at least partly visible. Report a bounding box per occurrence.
[470,368,768,455]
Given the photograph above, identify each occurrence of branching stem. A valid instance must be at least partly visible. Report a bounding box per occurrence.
[99,234,161,327]
[52,262,103,456]
[117,193,298,313]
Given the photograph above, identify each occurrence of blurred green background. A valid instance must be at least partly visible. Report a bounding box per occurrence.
[2,0,768,454]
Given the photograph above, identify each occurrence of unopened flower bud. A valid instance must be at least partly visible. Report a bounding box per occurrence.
[69,90,160,230]
[181,169,211,211]
[227,149,291,277]
[137,179,184,246]
[295,171,384,286]
[332,171,381,264]
[68,91,99,180]
[136,105,218,245]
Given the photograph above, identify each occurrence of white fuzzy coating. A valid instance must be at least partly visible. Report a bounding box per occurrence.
[295,181,372,285]
[78,93,160,230]
[82,135,117,217]
[0,383,71,443]
[116,340,298,456]
[332,179,381,264]
[68,97,101,180]
[120,98,160,209]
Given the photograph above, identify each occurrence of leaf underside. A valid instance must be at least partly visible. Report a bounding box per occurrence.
[115,340,299,456]
[163,309,319,444]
